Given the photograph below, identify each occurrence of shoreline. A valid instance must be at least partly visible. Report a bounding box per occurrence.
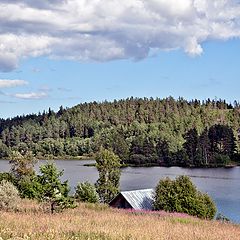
[1,158,239,169]
[1,157,239,169]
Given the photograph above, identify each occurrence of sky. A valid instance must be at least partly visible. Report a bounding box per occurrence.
[1,0,240,119]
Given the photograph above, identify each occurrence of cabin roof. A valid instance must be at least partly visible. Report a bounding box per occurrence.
[112,189,154,210]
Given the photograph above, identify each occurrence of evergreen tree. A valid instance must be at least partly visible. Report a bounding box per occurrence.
[198,128,212,166]
[0,141,10,158]
[156,139,171,166]
[142,137,157,163]
[38,162,74,213]
[111,131,129,162]
[183,128,199,166]
[208,125,237,163]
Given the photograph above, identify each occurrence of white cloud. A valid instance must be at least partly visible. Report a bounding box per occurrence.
[0,79,28,88]
[12,92,48,99]
[0,0,240,71]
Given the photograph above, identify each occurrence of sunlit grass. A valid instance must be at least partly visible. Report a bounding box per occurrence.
[0,200,239,240]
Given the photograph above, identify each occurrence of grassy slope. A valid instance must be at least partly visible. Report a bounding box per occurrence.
[0,201,239,240]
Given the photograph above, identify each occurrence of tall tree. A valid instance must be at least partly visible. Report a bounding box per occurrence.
[111,131,129,162]
[95,148,121,203]
[208,124,237,157]
[198,128,212,166]
[156,139,171,166]
[183,128,199,166]
[142,137,157,162]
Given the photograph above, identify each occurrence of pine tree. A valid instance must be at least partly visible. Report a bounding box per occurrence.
[156,139,171,166]
[198,128,212,166]
[38,162,74,213]
[183,128,199,166]
[209,125,237,157]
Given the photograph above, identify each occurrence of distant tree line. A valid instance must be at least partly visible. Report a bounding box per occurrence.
[129,124,236,167]
[0,97,240,167]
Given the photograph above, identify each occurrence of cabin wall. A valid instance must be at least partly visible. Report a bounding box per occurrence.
[110,195,132,209]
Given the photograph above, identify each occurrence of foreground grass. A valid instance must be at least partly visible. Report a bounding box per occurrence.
[0,200,239,240]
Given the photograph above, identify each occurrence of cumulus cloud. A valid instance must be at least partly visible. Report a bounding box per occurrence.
[12,92,48,99]
[0,79,28,88]
[0,0,240,71]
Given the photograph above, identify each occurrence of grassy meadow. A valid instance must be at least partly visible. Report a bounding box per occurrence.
[0,200,239,240]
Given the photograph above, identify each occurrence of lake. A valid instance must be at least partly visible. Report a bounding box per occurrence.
[1,160,240,223]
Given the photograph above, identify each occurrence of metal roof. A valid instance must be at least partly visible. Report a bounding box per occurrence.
[121,189,154,210]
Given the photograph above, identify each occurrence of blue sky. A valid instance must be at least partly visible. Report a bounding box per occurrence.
[1,1,240,118]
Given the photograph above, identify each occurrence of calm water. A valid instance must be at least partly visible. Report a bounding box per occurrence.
[1,160,240,223]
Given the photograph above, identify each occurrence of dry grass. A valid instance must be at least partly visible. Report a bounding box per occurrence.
[0,200,239,240]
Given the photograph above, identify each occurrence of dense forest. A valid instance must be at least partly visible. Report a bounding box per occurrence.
[0,97,240,167]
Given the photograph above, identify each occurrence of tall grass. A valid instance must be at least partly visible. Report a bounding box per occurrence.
[0,200,239,240]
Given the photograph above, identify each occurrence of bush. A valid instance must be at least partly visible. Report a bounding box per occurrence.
[153,176,217,219]
[75,181,99,203]
[0,172,15,184]
[0,180,20,211]
[18,175,43,200]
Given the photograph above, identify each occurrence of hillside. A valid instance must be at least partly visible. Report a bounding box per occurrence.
[0,97,240,167]
[0,200,239,240]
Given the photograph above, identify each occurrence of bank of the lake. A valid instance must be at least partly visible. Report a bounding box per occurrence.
[1,200,240,240]
[0,159,240,223]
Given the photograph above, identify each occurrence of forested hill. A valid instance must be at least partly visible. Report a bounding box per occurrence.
[0,97,240,167]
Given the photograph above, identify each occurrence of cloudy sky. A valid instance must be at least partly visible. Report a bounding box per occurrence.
[1,0,240,118]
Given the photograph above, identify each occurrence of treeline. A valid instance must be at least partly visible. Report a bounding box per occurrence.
[0,97,240,167]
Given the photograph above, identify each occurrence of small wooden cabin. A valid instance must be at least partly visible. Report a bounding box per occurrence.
[109,189,154,210]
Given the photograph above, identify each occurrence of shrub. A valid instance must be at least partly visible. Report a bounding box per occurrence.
[18,175,43,200]
[75,181,99,203]
[153,176,217,219]
[0,180,20,211]
[0,172,15,184]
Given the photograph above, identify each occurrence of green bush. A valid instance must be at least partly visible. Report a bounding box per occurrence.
[0,172,15,184]
[153,176,217,219]
[75,181,99,203]
[18,175,43,200]
[0,180,20,211]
